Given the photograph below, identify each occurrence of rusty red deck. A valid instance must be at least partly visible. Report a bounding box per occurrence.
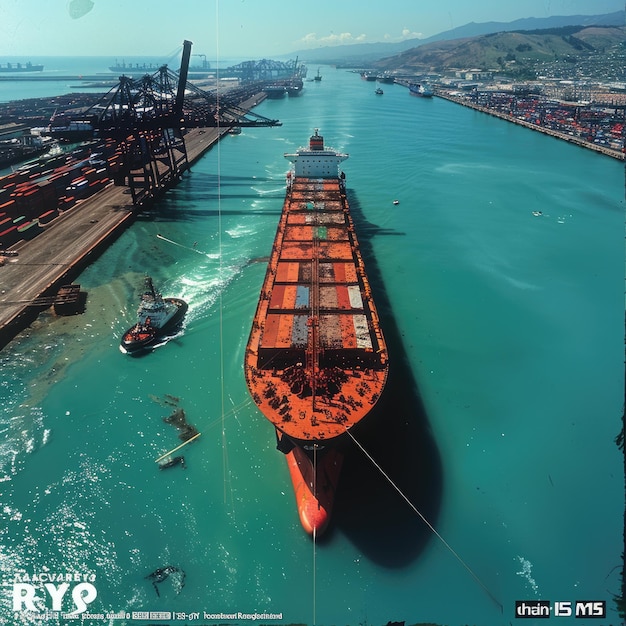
[245,175,388,445]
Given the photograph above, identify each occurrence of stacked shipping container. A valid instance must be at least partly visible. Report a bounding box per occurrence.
[0,144,112,248]
[256,176,381,368]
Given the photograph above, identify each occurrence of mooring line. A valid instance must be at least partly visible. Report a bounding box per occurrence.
[156,233,209,256]
[345,429,503,613]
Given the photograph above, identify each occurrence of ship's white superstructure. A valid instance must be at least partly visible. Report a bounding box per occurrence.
[284,129,348,177]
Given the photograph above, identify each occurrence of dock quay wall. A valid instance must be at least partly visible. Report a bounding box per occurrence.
[435,90,625,161]
[0,93,265,351]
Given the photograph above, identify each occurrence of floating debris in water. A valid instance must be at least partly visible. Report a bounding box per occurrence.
[164,407,199,441]
[145,566,186,597]
[158,455,186,470]
[516,555,539,594]
[149,393,180,408]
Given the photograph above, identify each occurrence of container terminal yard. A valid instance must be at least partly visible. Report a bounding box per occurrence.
[0,125,228,350]
[436,88,625,161]
[0,41,285,350]
[387,77,625,160]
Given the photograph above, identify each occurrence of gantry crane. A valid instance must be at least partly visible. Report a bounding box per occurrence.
[52,41,281,204]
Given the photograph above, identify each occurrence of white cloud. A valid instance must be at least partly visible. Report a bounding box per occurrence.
[298,26,422,49]
[381,28,424,42]
[401,28,423,40]
[299,32,367,47]
[295,28,424,48]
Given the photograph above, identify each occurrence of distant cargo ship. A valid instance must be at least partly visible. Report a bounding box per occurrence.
[0,62,43,73]
[109,61,161,74]
[264,84,287,99]
[286,77,304,96]
[409,83,434,97]
[244,130,389,536]
[109,58,211,76]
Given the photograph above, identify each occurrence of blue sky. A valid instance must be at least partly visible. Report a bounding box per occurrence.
[0,0,623,59]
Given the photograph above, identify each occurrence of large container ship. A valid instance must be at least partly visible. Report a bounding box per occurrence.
[0,62,43,73]
[244,130,388,536]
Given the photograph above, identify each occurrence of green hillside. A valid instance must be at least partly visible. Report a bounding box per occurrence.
[372,25,626,78]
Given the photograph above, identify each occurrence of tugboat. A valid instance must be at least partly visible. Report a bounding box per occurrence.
[120,276,188,354]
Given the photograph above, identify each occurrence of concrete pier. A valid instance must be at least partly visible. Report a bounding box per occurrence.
[0,96,263,350]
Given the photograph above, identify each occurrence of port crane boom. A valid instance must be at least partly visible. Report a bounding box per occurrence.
[49,40,281,204]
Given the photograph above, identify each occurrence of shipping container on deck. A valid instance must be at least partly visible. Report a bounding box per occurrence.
[319,285,338,309]
[295,285,309,308]
[258,313,308,368]
[275,262,297,282]
[299,262,312,282]
[269,284,287,309]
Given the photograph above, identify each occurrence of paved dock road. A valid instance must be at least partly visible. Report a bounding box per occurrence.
[0,183,135,336]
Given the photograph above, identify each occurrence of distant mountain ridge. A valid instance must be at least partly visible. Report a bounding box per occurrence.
[370,24,626,76]
[291,10,625,64]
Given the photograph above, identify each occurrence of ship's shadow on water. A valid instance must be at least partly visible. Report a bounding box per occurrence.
[329,190,442,568]
[135,171,285,221]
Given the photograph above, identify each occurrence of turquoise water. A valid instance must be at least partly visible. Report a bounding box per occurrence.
[1,64,624,626]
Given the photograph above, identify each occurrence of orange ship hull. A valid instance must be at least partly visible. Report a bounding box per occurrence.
[282,433,343,535]
[245,132,388,535]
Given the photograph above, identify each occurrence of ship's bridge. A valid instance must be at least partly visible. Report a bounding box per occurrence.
[284,130,348,178]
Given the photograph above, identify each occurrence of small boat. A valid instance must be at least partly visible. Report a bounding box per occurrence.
[313,68,322,82]
[375,87,384,95]
[120,276,188,354]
